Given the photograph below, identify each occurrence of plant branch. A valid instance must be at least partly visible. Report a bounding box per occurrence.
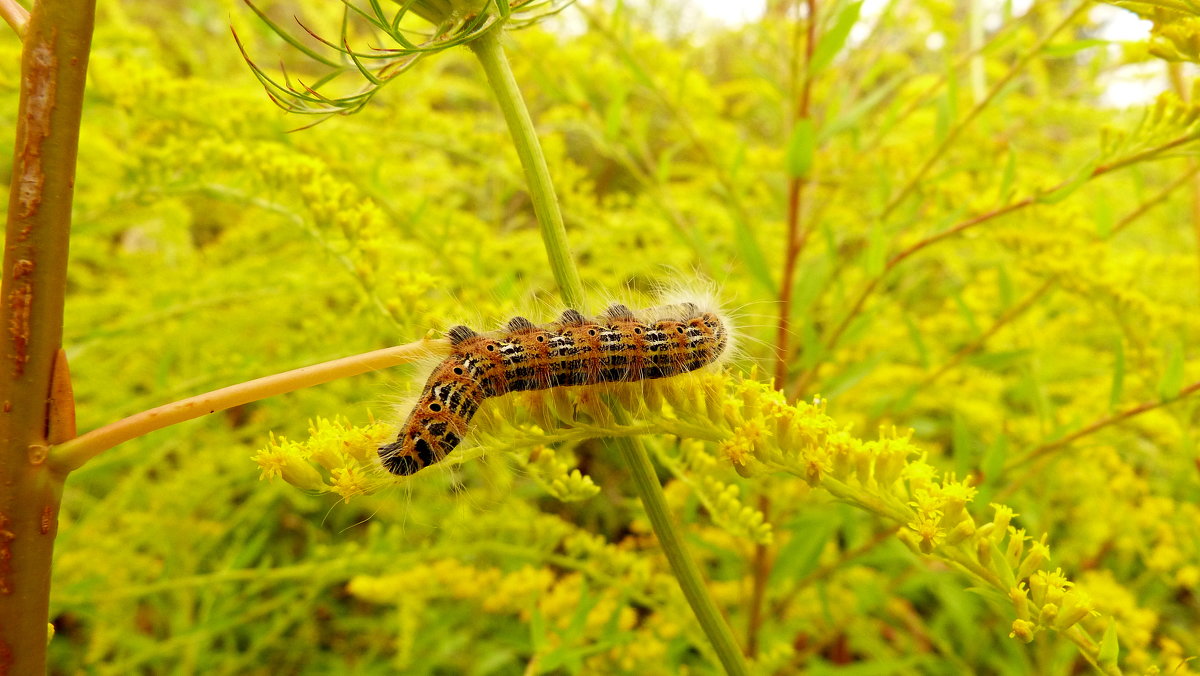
[613,425,749,676]
[47,340,443,475]
[1107,163,1200,238]
[774,0,818,389]
[469,28,584,310]
[920,278,1056,388]
[791,128,1200,398]
[757,0,819,657]
[1006,379,1200,471]
[879,2,1087,221]
[0,1,95,672]
[0,0,27,37]
[790,197,1030,397]
[471,25,749,673]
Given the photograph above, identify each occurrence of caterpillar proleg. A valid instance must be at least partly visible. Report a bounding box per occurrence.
[379,301,730,475]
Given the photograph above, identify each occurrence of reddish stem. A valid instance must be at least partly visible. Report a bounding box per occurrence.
[758,0,818,658]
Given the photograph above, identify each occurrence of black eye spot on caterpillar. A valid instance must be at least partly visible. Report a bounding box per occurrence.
[378,302,730,476]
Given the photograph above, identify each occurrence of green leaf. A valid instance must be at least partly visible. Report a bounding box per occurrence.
[1110,336,1125,410]
[1041,38,1109,58]
[1093,184,1116,237]
[1098,618,1120,666]
[1037,156,1099,204]
[604,84,628,141]
[981,434,1008,485]
[818,76,897,142]
[952,287,980,334]
[952,410,977,476]
[730,201,777,296]
[864,222,886,276]
[770,514,841,585]
[967,349,1032,371]
[824,353,882,397]
[904,315,929,367]
[801,318,823,370]
[997,265,1014,308]
[998,147,1017,203]
[810,2,864,74]
[786,118,816,178]
[1158,337,1185,401]
[936,63,959,144]
[529,604,547,652]
[729,140,747,180]
[654,143,683,184]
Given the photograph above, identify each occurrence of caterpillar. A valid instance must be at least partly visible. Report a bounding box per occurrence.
[379,301,730,475]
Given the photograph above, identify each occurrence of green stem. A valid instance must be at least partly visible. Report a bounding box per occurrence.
[469,26,749,674]
[615,429,750,676]
[469,29,584,310]
[0,1,96,673]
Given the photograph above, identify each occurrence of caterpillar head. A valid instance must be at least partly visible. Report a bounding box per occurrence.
[379,355,474,476]
[379,403,464,476]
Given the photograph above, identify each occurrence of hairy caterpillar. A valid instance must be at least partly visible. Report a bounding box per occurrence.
[379,301,730,475]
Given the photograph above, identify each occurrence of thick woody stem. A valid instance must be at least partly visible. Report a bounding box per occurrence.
[0,2,96,673]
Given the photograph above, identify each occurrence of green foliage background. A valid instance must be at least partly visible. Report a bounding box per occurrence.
[1,0,1197,673]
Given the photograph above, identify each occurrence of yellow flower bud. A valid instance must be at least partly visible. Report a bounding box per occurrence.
[1009,619,1036,643]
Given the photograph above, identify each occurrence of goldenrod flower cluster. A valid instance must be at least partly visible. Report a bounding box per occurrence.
[257,369,1123,667]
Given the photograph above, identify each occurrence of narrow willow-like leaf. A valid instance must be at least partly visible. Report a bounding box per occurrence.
[810,1,864,74]
[786,118,816,179]
[1158,337,1184,401]
[1110,336,1125,410]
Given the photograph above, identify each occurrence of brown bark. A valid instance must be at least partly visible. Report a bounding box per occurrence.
[0,3,95,674]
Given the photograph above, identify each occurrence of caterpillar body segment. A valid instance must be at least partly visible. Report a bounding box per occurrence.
[379,302,730,476]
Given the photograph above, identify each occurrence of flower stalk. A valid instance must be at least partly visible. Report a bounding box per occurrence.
[468,28,585,310]
[469,23,749,674]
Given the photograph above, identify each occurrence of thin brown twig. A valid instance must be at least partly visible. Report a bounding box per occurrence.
[789,198,1030,397]
[920,278,1056,388]
[46,340,444,475]
[773,0,818,390]
[878,2,1088,221]
[753,0,818,657]
[919,167,1193,387]
[746,494,773,657]
[1108,163,1200,238]
[790,128,1200,399]
[1006,380,1200,471]
[0,0,28,37]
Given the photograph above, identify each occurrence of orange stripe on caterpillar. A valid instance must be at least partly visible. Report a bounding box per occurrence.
[379,302,729,476]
